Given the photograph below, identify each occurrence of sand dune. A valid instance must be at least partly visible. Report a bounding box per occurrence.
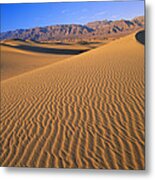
[0,32,144,169]
[1,40,93,80]
[2,43,88,55]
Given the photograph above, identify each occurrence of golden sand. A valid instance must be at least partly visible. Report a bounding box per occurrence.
[0,32,144,169]
[1,40,92,80]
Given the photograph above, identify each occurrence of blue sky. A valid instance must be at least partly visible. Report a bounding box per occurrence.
[1,1,144,32]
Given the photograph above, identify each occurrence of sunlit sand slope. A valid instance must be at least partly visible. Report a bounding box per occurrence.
[1,40,90,80]
[0,32,144,169]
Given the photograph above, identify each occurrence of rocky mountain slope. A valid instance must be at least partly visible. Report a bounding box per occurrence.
[0,16,144,42]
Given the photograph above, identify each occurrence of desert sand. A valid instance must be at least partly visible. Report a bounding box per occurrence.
[1,39,94,80]
[0,31,144,169]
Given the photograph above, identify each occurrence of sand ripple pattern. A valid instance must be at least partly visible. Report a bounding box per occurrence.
[0,33,144,169]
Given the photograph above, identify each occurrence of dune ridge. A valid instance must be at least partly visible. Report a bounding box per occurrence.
[1,40,93,81]
[0,32,144,169]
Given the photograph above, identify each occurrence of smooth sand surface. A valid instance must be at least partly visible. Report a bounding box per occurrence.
[0,45,72,80]
[0,32,144,169]
[1,40,92,80]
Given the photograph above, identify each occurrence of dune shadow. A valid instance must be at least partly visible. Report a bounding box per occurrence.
[78,41,101,45]
[1,43,88,55]
[32,40,71,46]
[135,30,145,45]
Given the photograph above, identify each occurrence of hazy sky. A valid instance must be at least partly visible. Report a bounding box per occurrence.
[1,0,144,32]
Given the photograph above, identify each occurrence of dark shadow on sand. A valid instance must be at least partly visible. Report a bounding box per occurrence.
[1,43,89,55]
[135,30,145,45]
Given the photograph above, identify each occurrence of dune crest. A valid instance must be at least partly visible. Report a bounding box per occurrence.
[0,40,92,81]
[0,32,144,169]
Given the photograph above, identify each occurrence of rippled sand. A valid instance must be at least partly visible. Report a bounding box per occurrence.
[0,32,144,169]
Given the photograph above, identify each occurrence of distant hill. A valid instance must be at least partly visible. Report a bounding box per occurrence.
[0,16,144,42]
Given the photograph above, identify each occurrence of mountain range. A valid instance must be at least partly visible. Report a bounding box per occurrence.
[0,16,144,42]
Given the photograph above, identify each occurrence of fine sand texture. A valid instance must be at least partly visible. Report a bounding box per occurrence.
[0,32,144,169]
